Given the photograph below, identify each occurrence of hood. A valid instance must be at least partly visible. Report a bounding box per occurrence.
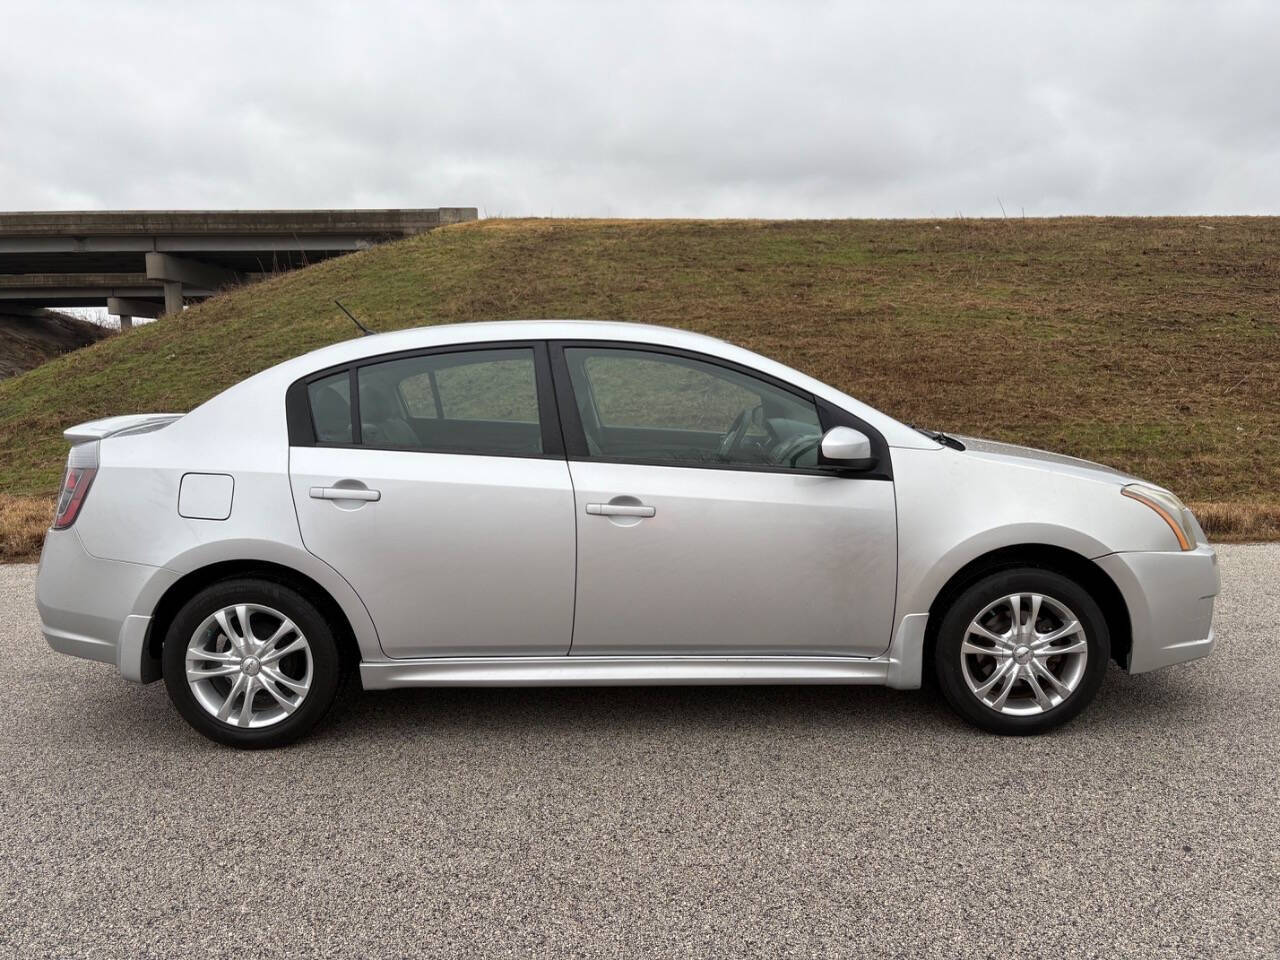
[953,435,1137,486]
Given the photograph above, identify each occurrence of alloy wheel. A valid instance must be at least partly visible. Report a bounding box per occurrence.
[959,592,1088,716]
[185,603,313,728]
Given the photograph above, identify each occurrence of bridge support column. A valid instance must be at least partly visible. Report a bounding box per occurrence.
[107,296,163,329]
[163,281,183,316]
[146,253,242,317]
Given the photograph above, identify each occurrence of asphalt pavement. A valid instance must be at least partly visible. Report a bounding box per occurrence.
[1,546,1277,958]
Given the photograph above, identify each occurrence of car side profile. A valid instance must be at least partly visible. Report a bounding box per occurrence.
[37,320,1219,747]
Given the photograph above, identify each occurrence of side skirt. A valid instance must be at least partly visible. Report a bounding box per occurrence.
[360,655,892,690]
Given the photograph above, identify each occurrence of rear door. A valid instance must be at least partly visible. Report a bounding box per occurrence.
[552,342,898,658]
[288,342,576,659]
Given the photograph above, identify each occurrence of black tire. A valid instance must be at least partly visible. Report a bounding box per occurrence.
[162,579,343,748]
[934,568,1110,735]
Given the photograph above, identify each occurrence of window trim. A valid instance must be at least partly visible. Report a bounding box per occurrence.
[285,340,565,460]
[547,340,892,480]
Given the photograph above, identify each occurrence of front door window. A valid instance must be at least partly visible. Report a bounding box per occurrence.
[563,347,824,470]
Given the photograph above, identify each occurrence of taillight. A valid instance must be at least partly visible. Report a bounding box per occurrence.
[53,442,99,529]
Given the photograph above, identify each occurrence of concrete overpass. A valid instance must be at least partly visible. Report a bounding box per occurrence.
[0,208,477,327]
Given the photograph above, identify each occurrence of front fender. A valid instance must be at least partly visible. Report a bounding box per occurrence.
[890,445,1171,631]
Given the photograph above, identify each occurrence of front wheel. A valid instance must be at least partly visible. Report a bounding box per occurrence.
[162,579,343,748]
[934,568,1110,735]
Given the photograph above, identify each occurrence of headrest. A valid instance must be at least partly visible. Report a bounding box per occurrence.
[361,383,397,421]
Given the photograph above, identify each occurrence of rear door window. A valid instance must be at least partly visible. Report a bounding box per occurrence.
[356,348,543,456]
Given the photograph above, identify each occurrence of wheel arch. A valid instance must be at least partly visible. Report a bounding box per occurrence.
[147,559,365,671]
[921,543,1133,673]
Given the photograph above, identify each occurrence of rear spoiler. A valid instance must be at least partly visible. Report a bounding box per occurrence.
[63,413,184,446]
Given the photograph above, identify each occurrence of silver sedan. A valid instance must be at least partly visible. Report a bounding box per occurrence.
[36,320,1219,747]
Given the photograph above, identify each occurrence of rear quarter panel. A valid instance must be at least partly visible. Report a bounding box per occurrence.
[71,369,385,660]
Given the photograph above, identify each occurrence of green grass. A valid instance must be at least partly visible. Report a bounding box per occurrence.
[1,216,1278,551]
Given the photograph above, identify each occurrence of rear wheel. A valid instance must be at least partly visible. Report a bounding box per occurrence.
[934,568,1110,734]
[162,579,342,748]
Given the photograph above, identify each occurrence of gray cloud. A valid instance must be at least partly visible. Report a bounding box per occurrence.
[2,0,1277,216]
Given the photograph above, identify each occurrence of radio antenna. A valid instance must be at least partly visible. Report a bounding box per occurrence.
[335,299,372,336]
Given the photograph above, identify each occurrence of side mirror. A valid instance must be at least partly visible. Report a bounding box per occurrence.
[819,426,875,468]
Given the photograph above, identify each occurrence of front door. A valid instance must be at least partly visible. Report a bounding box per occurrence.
[554,343,897,658]
[289,343,576,659]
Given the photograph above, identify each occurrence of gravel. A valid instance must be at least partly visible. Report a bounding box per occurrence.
[1,546,1277,959]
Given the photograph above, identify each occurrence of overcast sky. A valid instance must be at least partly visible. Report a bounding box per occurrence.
[2,1,1277,217]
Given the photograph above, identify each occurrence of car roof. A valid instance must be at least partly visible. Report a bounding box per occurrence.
[299,319,736,365]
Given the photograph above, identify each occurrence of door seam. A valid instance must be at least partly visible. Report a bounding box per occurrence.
[564,460,580,656]
[543,340,579,657]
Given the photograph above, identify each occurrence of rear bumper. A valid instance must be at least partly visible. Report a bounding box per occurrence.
[1095,544,1220,674]
[37,528,176,683]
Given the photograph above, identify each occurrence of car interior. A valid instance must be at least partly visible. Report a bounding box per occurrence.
[307,344,828,468]
[563,347,825,468]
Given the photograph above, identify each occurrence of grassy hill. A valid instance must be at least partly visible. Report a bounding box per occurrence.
[2,217,1278,559]
[0,309,111,380]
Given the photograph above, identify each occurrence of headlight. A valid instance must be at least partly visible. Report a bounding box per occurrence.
[1121,484,1199,550]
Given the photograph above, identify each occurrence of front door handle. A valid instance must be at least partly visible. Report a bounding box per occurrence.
[310,486,381,502]
[586,502,655,518]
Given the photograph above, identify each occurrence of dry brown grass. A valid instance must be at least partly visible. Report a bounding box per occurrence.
[0,495,53,562]
[1189,502,1280,542]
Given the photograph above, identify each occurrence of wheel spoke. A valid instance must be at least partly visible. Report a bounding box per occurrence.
[1027,594,1043,633]
[1031,659,1072,697]
[259,675,299,714]
[261,637,307,665]
[967,621,1010,646]
[1033,620,1081,647]
[1024,668,1053,710]
[214,609,246,656]
[261,665,309,697]
[216,674,247,721]
[187,664,241,681]
[187,646,238,663]
[1007,594,1021,634]
[1039,637,1087,657]
[235,605,254,650]
[237,676,258,727]
[990,665,1019,709]
[260,619,298,654]
[962,639,1010,658]
[974,658,1013,698]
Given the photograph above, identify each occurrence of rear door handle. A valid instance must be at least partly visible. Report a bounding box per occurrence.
[310,486,381,502]
[586,502,655,518]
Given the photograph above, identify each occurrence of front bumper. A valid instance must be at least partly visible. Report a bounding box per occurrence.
[37,528,176,683]
[1095,543,1219,674]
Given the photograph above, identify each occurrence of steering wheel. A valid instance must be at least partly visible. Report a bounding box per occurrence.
[776,434,822,468]
[717,404,764,461]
